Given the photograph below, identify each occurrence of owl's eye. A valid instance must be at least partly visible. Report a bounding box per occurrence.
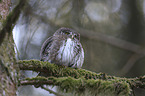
[74,34,80,40]
[74,34,78,38]
[64,31,70,35]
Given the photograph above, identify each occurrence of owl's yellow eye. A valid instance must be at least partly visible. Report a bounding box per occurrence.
[65,32,70,35]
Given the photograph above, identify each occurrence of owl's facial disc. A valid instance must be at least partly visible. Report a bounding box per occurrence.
[63,31,70,35]
[54,27,80,40]
[61,30,74,39]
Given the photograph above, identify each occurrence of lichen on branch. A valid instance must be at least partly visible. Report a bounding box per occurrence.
[17,60,145,95]
[18,60,115,80]
[21,76,130,96]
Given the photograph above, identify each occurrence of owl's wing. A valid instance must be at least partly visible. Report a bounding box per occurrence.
[40,35,66,61]
[40,36,53,61]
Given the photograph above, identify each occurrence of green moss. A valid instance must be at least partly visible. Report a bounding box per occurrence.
[18,60,116,80]
[0,25,17,95]
[24,76,130,96]
[19,60,134,95]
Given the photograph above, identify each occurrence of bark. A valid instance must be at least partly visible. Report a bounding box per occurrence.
[0,0,26,96]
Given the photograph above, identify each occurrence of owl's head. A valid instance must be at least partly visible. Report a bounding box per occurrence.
[53,27,80,40]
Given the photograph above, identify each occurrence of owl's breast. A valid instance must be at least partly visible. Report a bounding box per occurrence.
[57,38,75,66]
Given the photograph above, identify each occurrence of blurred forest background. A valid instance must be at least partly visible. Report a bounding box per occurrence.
[1,0,145,95]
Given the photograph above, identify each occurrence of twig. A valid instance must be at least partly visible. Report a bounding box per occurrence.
[20,79,54,86]
[73,27,145,56]
[41,86,63,96]
[119,54,144,76]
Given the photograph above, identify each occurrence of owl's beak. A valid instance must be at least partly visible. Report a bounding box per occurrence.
[72,35,74,39]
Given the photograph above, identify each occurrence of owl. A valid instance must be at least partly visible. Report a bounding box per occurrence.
[40,27,84,68]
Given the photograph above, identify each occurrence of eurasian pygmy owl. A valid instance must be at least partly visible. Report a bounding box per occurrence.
[40,27,84,68]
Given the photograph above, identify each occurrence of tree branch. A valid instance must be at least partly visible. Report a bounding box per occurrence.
[20,76,130,96]
[119,53,144,76]
[18,60,114,80]
[18,60,145,95]
[76,28,145,55]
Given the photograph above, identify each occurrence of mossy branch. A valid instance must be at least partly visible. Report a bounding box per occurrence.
[17,60,145,95]
[21,76,130,96]
[18,60,114,80]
